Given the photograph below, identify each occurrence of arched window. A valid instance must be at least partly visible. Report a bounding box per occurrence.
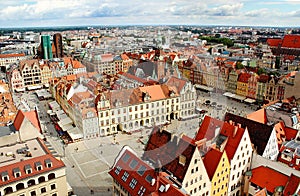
[38,176,45,183]
[48,173,56,180]
[16,183,25,190]
[4,187,13,194]
[27,179,35,187]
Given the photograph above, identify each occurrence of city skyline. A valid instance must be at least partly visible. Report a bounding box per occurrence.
[1,0,300,28]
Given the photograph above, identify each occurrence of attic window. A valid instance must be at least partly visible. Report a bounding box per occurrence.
[13,167,21,178]
[1,171,9,181]
[24,164,32,174]
[45,159,52,168]
[35,161,43,171]
[179,155,186,166]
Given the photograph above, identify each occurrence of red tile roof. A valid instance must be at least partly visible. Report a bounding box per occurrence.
[0,138,65,187]
[143,128,196,183]
[267,38,282,47]
[238,72,251,83]
[250,166,289,194]
[109,146,187,196]
[203,149,223,180]
[195,115,245,160]
[283,174,300,195]
[281,35,300,49]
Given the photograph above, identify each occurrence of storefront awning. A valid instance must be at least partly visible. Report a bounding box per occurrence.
[232,94,246,101]
[67,127,83,141]
[244,98,256,103]
[223,92,235,97]
[194,84,214,92]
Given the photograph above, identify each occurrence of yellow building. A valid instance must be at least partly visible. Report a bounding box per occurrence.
[203,149,230,196]
[236,72,251,97]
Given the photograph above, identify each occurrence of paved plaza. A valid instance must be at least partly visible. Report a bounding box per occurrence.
[11,90,257,195]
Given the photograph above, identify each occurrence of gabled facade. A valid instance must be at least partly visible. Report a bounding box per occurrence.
[10,69,25,92]
[236,72,251,97]
[165,76,197,120]
[203,149,230,196]
[225,113,279,161]
[143,128,211,196]
[256,74,269,103]
[195,115,253,196]
[247,73,258,99]
[227,69,238,94]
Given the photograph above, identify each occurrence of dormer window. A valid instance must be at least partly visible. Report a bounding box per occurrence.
[179,155,186,166]
[35,161,43,171]
[24,164,32,174]
[1,171,9,181]
[13,167,21,178]
[45,159,52,168]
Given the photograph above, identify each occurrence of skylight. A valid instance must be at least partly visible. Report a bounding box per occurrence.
[129,159,138,169]
[122,153,130,163]
[137,165,147,176]
[145,174,153,183]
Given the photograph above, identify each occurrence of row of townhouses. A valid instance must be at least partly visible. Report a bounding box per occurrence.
[8,58,86,92]
[50,75,196,138]
[109,113,300,196]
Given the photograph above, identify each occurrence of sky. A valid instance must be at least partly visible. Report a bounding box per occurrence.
[1,0,300,28]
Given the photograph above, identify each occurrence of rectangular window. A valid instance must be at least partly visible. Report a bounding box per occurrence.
[30,191,36,196]
[129,178,137,189]
[51,184,56,190]
[122,172,129,182]
[41,187,46,193]
[115,166,122,175]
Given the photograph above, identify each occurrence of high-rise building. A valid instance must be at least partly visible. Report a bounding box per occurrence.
[41,35,53,60]
[52,33,63,58]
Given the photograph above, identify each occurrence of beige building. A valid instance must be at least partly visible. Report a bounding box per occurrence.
[0,138,67,196]
[96,84,181,136]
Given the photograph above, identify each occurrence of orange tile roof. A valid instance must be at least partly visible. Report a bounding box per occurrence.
[247,109,268,124]
[250,166,289,193]
[139,85,170,101]
[203,149,223,180]
[14,110,41,133]
[254,188,267,196]
[165,77,187,93]
[0,53,25,58]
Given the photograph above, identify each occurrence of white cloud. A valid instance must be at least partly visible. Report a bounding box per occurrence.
[0,0,299,27]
